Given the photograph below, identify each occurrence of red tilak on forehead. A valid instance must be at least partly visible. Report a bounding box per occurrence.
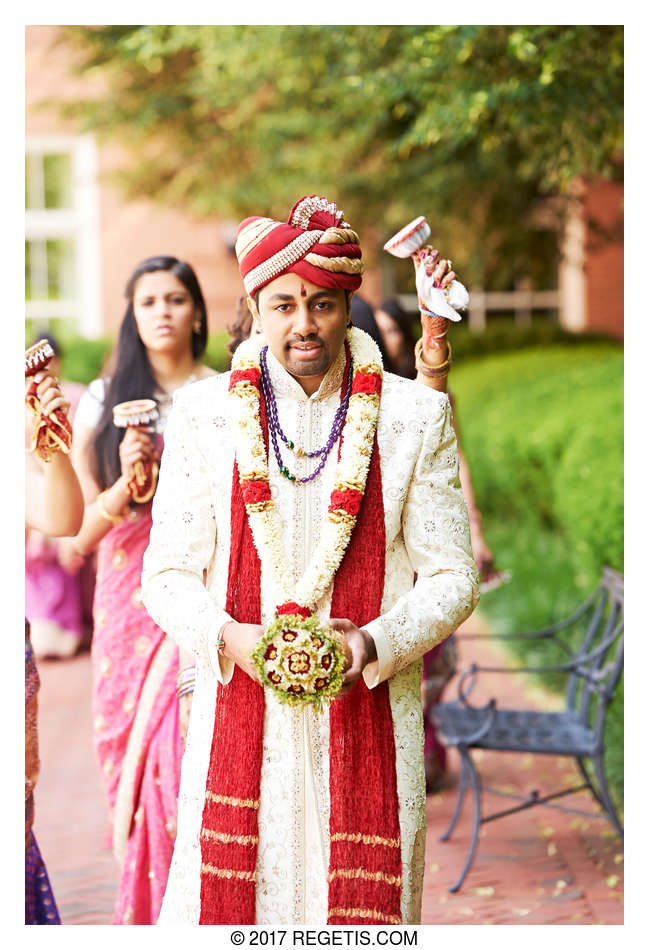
[300,283,307,298]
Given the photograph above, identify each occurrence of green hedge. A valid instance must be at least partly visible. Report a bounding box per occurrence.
[451,339,623,806]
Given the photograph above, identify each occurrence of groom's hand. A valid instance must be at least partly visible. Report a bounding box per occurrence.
[220,621,265,683]
[329,618,377,697]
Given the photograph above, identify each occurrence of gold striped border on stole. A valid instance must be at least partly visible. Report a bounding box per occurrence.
[205,792,260,809]
[201,864,257,882]
[201,829,259,847]
[328,868,401,887]
[330,832,400,848]
[329,907,401,925]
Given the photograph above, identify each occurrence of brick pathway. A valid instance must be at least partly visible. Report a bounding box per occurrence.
[32,614,623,925]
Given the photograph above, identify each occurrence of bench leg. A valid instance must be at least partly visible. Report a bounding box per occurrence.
[575,756,604,810]
[448,746,482,894]
[592,753,624,839]
[440,754,469,843]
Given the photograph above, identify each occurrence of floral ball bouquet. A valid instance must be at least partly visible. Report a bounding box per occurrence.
[251,610,351,712]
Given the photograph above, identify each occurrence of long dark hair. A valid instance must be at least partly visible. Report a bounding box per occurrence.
[378,298,417,379]
[93,256,208,489]
[349,295,392,370]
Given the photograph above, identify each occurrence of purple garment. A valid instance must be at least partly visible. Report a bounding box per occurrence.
[25,629,60,924]
[25,832,61,925]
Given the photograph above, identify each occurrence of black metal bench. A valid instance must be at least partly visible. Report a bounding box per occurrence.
[432,566,624,892]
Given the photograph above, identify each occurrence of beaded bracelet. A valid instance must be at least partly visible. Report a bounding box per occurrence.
[414,338,453,379]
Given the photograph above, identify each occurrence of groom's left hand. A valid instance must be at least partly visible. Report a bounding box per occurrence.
[329,618,377,697]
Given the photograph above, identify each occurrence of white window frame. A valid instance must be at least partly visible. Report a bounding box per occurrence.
[25,134,102,338]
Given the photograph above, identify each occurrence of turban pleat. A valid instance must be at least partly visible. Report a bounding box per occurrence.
[235,195,363,297]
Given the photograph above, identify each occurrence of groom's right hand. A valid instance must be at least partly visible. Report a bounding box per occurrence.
[220,621,265,683]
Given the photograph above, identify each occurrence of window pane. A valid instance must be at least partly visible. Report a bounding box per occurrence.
[43,153,73,209]
[46,239,75,300]
[26,154,45,210]
[26,240,49,300]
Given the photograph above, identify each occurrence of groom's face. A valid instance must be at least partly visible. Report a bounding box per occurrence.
[250,273,349,397]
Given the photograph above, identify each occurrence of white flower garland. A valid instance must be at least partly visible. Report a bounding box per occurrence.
[229,326,383,612]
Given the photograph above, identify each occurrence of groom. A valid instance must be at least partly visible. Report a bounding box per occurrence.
[142,195,479,925]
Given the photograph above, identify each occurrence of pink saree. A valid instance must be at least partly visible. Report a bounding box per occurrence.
[92,501,182,925]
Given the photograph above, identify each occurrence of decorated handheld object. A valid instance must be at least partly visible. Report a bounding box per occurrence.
[25,340,73,461]
[384,215,469,321]
[251,610,351,712]
[112,399,160,503]
[384,216,469,369]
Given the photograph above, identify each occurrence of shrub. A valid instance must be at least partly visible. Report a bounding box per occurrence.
[451,338,623,805]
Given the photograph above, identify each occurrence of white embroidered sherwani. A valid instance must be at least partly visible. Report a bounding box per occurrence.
[141,340,479,925]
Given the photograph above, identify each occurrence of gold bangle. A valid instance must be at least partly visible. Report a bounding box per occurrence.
[414,338,453,378]
[96,489,126,526]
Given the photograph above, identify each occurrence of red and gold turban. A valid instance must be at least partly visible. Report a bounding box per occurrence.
[235,195,363,298]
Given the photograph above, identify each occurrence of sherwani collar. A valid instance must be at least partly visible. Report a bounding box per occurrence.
[265,343,347,402]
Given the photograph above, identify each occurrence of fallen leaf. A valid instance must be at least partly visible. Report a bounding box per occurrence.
[571,913,585,920]
[547,842,557,856]
[606,875,619,888]
[512,908,531,917]
[520,754,535,769]
[459,907,474,916]
[540,826,555,838]
[556,880,567,890]
[600,828,617,839]
[614,854,624,864]
[471,886,495,897]
[429,862,440,873]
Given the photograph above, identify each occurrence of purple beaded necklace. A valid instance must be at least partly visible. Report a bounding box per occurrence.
[260,344,353,484]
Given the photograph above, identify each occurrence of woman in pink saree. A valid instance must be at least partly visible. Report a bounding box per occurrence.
[72,256,216,923]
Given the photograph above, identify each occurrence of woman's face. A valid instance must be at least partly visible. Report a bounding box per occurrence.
[132,270,198,357]
[375,309,405,363]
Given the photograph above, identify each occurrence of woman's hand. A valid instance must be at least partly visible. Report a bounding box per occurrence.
[26,370,70,419]
[118,426,156,482]
[411,246,456,290]
[57,536,86,574]
[470,526,495,578]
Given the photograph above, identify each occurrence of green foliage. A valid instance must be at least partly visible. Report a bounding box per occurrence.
[50,25,623,287]
[203,330,231,373]
[24,326,113,385]
[61,336,113,385]
[452,339,623,804]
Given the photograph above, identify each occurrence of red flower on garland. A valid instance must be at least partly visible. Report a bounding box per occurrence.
[277,602,312,620]
[229,367,261,390]
[328,489,363,517]
[351,372,382,397]
[241,479,272,505]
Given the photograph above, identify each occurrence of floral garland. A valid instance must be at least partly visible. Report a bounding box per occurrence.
[228,325,383,620]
